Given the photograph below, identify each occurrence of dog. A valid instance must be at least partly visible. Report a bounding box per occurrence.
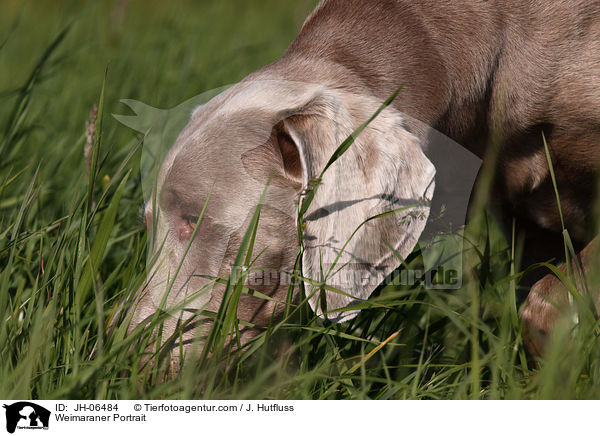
[128,0,600,365]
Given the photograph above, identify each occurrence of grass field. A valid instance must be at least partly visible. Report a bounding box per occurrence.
[1,0,599,400]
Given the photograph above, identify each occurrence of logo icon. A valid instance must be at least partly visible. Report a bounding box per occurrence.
[3,402,50,434]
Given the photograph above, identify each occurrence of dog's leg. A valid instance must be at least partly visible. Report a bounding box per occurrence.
[520,236,599,356]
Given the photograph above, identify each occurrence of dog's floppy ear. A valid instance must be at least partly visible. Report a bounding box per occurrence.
[273,90,435,322]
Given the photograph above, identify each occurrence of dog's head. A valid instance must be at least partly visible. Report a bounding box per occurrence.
[133,78,435,357]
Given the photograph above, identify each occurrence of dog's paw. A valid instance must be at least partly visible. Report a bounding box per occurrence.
[520,270,570,356]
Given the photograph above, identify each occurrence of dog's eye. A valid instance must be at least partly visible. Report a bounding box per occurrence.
[177,214,202,242]
[182,215,199,229]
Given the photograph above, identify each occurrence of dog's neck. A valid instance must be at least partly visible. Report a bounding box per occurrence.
[253,0,510,158]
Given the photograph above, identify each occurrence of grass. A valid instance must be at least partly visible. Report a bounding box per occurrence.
[1,0,600,400]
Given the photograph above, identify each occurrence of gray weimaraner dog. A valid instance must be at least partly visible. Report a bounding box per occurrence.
[129,0,600,365]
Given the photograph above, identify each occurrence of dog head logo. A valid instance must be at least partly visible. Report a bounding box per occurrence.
[3,402,50,434]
